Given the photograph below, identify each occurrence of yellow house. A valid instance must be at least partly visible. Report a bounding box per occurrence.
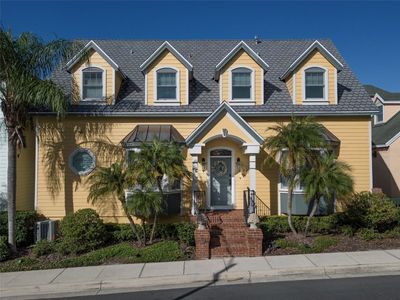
[23,39,378,223]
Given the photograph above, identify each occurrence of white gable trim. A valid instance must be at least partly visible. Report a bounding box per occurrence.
[186,102,264,146]
[214,41,269,80]
[66,40,120,73]
[139,41,193,72]
[280,40,343,81]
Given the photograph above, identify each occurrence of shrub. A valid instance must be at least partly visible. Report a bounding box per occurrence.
[259,215,338,236]
[343,192,399,232]
[0,236,11,262]
[175,223,196,246]
[59,209,107,254]
[339,225,355,236]
[357,228,381,241]
[0,211,40,247]
[32,240,57,258]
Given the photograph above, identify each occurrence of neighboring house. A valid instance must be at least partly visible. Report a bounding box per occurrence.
[22,39,376,222]
[365,85,400,200]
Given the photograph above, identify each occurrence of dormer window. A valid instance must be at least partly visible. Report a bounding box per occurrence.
[375,104,384,124]
[156,68,178,100]
[82,67,104,100]
[304,67,326,100]
[231,68,253,100]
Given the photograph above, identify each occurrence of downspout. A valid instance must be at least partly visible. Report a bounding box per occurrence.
[34,119,38,210]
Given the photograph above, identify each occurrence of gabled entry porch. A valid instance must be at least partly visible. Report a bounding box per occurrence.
[186,102,264,215]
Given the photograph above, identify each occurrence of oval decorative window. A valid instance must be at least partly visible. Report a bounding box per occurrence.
[69,148,96,176]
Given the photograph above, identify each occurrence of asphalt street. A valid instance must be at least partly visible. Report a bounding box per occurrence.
[58,275,400,300]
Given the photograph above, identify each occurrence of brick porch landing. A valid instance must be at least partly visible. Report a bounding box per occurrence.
[194,210,263,259]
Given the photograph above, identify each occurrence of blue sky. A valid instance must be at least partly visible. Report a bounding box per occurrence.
[1,1,399,91]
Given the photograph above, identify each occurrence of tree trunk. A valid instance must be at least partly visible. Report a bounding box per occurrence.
[120,200,142,245]
[149,213,157,244]
[305,197,319,237]
[287,184,298,235]
[142,220,146,245]
[7,134,17,252]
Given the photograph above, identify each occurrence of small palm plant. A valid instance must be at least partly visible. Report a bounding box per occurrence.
[87,162,142,244]
[127,139,189,243]
[0,29,82,250]
[301,152,354,236]
[263,117,324,235]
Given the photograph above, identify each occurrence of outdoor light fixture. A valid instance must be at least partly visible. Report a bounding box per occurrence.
[201,158,206,170]
[236,157,241,172]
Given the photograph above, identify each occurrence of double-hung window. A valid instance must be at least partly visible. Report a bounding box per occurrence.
[231,68,252,100]
[157,68,177,100]
[305,67,325,100]
[375,104,384,124]
[82,67,104,100]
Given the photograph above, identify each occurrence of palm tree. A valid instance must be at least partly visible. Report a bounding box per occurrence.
[127,189,163,244]
[127,140,189,243]
[263,117,324,235]
[301,153,353,236]
[0,29,81,250]
[87,162,142,244]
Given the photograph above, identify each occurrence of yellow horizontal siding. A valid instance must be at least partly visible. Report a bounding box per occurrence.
[146,50,188,105]
[220,49,264,105]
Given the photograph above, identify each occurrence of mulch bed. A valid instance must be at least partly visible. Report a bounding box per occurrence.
[264,233,400,256]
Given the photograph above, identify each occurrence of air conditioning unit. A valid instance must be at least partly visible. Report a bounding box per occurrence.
[35,220,57,242]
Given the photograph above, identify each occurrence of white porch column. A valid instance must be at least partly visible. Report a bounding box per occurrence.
[244,144,260,193]
[189,144,204,215]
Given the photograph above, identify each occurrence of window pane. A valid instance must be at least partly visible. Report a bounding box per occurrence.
[377,106,383,122]
[82,70,103,99]
[157,72,176,86]
[306,86,324,99]
[83,86,103,99]
[232,72,251,86]
[157,86,176,99]
[305,72,324,85]
[232,86,251,99]
[210,149,232,156]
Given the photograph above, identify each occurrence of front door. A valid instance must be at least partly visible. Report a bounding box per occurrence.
[210,149,232,208]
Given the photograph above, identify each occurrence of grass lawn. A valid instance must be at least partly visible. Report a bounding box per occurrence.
[0,241,187,273]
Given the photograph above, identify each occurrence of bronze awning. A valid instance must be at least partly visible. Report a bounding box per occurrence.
[321,126,340,146]
[121,125,185,148]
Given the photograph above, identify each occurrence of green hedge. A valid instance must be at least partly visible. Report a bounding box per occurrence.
[0,236,11,262]
[106,222,196,246]
[259,214,341,237]
[0,211,40,247]
[58,209,107,254]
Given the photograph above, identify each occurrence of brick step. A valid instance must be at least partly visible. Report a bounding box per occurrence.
[210,246,249,257]
[210,236,247,244]
[210,228,248,235]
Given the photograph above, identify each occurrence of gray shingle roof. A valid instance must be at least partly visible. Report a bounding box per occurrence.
[364,84,400,101]
[373,111,400,146]
[50,39,378,116]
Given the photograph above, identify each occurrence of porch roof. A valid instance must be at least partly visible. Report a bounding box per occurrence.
[121,125,185,148]
[322,126,341,146]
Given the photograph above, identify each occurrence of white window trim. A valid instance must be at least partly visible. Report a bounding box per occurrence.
[80,65,106,102]
[228,66,255,105]
[69,148,96,176]
[374,101,384,124]
[302,65,328,104]
[154,66,180,106]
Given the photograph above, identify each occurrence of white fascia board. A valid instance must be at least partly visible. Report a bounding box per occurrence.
[139,41,193,72]
[280,40,344,80]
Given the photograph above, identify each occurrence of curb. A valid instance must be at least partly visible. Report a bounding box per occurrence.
[2,263,400,299]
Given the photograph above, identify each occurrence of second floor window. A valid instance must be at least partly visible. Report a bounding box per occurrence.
[82,67,104,100]
[157,68,177,100]
[232,68,252,100]
[305,67,325,100]
[375,104,383,123]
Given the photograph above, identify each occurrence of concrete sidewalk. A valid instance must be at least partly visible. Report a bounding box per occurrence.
[1,249,400,299]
